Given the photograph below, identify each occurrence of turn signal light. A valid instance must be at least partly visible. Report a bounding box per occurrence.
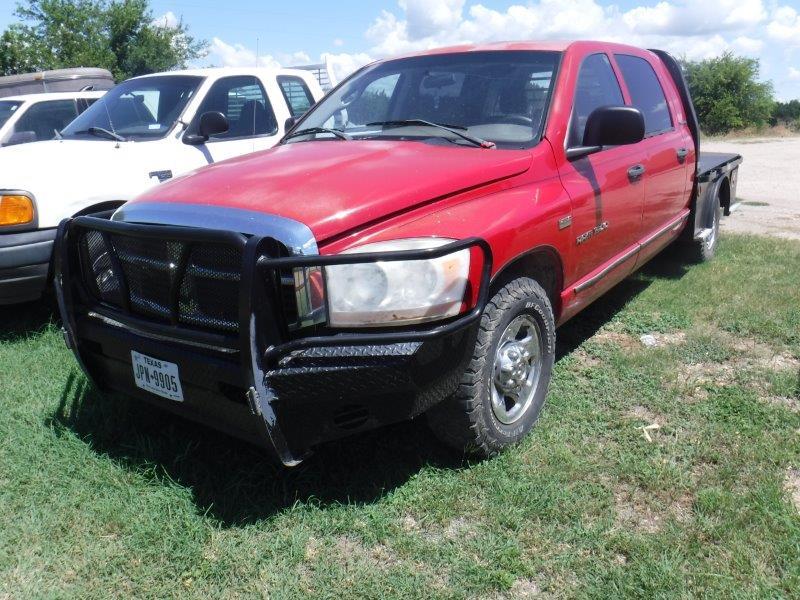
[0,195,34,226]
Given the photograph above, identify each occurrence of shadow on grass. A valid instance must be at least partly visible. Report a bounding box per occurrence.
[0,294,59,343]
[49,251,690,526]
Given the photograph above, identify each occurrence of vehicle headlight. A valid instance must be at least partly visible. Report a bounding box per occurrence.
[325,238,470,327]
[0,194,34,227]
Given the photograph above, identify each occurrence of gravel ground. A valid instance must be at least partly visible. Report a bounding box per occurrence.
[703,136,800,240]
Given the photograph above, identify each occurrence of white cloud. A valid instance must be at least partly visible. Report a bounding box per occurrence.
[790,67,800,81]
[323,52,373,84]
[278,51,312,66]
[767,5,800,44]
[152,11,180,29]
[208,37,281,68]
[205,0,800,98]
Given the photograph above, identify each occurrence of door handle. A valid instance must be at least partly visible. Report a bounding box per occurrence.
[627,164,645,182]
[676,147,688,163]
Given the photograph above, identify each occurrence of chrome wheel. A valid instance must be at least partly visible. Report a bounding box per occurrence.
[491,314,542,425]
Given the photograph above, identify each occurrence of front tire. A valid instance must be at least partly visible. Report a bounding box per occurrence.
[427,277,556,457]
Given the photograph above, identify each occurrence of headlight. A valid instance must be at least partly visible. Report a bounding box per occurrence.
[325,238,470,327]
[0,194,34,227]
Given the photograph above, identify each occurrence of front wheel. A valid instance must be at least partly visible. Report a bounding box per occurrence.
[427,277,556,457]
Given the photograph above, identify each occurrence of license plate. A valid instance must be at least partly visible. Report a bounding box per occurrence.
[131,351,184,402]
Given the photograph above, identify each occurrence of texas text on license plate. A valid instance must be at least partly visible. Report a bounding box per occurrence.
[131,351,184,402]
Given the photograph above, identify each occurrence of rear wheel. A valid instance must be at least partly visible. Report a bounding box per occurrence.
[427,277,555,457]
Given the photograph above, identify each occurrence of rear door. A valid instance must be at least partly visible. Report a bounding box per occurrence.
[613,53,691,234]
[557,52,645,282]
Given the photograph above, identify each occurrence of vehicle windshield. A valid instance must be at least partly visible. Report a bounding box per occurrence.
[0,101,22,129]
[61,75,202,141]
[287,51,560,149]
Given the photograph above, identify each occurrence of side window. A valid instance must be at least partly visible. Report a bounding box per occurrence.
[614,54,673,136]
[277,76,315,118]
[569,53,624,147]
[13,100,78,141]
[77,98,98,114]
[194,76,278,140]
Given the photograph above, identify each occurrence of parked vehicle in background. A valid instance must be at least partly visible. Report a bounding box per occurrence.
[55,41,741,466]
[0,68,114,98]
[0,65,328,304]
[0,91,105,146]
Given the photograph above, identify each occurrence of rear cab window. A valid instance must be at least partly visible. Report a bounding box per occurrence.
[569,53,624,147]
[277,76,315,118]
[614,54,673,136]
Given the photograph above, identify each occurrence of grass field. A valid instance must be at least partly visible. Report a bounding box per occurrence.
[1,234,799,599]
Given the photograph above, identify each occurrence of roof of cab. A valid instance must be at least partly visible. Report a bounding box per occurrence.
[127,66,317,80]
[1,90,107,102]
[390,40,655,60]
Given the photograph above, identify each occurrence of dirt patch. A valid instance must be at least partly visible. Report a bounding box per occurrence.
[506,578,542,598]
[765,396,800,413]
[444,517,479,541]
[613,485,693,533]
[784,469,800,514]
[313,535,401,571]
[593,330,640,351]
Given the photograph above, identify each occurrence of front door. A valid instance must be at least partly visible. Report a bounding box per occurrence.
[187,75,281,164]
[558,52,645,284]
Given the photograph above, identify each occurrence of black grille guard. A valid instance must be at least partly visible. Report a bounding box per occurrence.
[55,215,493,466]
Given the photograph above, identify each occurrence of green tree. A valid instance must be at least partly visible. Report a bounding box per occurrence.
[683,52,774,135]
[0,0,207,81]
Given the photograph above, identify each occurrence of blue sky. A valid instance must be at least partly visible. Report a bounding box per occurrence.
[2,0,800,99]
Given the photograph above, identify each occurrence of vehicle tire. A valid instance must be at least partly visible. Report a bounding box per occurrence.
[427,277,555,457]
[682,186,722,263]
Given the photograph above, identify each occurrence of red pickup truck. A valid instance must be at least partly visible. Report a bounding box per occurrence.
[55,41,741,466]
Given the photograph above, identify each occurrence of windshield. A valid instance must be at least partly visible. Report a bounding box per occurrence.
[61,75,202,141]
[0,101,22,129]
[288,51,560,149]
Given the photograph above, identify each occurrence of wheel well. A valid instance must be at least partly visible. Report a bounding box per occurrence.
[72,200,125,218]
[490,248,563,316]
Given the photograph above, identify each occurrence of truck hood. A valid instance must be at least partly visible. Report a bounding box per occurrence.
[131,140,532,242]
[0,139,167,227]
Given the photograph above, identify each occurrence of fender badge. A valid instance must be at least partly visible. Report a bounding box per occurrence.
[558,216,572,230]
[576,221,609,245]
[149,170,173,183]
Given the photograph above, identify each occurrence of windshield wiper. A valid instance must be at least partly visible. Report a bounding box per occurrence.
[365,119,495,149]
[74,126,127,142]
[284,127,351,141]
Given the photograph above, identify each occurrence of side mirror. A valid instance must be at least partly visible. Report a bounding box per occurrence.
[5,131,37,146]
[284,116,297,132]
[566,106,645,160]
[183,111,229,145]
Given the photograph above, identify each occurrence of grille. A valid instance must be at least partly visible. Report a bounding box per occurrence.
[77,228,244,335]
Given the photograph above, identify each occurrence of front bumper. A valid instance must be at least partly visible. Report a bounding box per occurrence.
[55,216,492,465]
[0,228,56,304]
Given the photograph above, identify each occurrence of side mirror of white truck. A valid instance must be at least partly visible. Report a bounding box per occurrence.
[184,111,229,145]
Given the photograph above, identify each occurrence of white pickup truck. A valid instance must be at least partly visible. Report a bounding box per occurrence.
[0,91,106,147]
[0,65,329,304]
